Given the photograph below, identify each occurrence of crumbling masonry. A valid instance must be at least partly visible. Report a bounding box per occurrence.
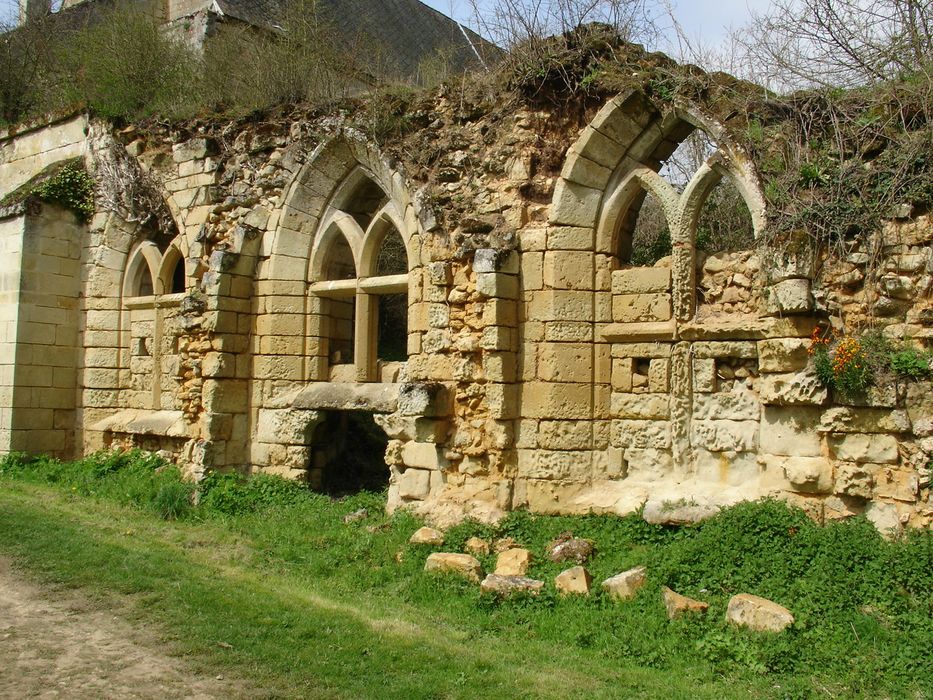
[1,78,931,532]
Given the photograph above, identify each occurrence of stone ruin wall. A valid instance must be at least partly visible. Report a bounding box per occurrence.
[0,85,931,535]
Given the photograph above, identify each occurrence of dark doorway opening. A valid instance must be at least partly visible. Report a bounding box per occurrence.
[308,411,390,495]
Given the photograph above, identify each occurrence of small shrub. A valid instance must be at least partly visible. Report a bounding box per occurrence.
[889,346,932,379]
[55,4,199,119]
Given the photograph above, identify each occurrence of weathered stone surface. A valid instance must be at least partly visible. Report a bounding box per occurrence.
[691,420,758,452]
[464,536,490,556]
[764,279,812,315]
[758,368,828,406]
[480,574,545,596]
[611,268,671,295]
[495,548,532,576]
[602,566,647,601]
[818,408,911,434]
[642,499,719,525]
[760,407,823,457]
[828,433,900,464]
[662,587,709,618]
[757,338,810,373]
[613,293,673,323]
[865,502,904,538]
[726,594,794,632]
[873,467,920,502]
[782,456,833,494]
[424,553,483,582]
[397,469,432,499]
[611,393,670,419]
[692,392,759,421]
[834,462,874,499]
[555,566,592,595]
[611,419,671,449]
[547,534,594,564]
[409,526,445,546]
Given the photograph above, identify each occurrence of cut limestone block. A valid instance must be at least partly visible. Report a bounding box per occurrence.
[409,527,445,546]
[424,553,483,582]
[464,536,490,556]
[555,566,592,595]
[601,566,647,601]
[480,574,545,597]
[662,587,709,619]
[495,548,533,576]
[726,594,794,632]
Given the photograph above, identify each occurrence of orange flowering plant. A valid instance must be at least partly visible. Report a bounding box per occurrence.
[809,327,874,395]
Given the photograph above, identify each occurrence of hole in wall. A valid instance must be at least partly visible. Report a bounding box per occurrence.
[307,411,390,495]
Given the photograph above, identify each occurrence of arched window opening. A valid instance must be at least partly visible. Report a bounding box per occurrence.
[308,175,412,383]
[323,235,356,281]
[170,255,186,294]
[327,297,356,366]
[658,130,716,188]
[344,178,388,231]
[377,294,408,362]
[695,177,758,316]
[622,189,671,267]
[128,257,155,297]
[695,177,755,255]
[157,247,186,296]
[375,227,408,276]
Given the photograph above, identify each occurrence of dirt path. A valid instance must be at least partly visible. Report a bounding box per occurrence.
[0,558,250,700]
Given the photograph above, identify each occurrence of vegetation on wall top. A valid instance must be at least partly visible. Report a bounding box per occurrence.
[0,158,95,221]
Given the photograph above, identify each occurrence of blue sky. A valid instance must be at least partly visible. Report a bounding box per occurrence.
[422,0,774,45]
[2,0,774,43]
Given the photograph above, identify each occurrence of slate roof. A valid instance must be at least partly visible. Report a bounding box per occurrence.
[214,0,499,79]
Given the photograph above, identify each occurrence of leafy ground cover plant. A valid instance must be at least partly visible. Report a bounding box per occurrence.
[0,451,931,698]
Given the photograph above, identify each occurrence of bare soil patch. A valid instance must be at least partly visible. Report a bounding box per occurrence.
[0,558,248,700]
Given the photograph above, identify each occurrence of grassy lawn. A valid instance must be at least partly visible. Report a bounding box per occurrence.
[0,452,930,699]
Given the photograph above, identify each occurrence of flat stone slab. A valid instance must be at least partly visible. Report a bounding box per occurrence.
[480,574,545,596]
[424,553,483,582]
[292,382,399,413]
[90,410,188,438]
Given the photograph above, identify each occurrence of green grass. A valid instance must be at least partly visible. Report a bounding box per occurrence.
[0,451,931,699]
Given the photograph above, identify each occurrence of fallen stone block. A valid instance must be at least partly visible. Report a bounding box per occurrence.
[409,526,445,546]
[726,593,794,632]
[424,553,483,582]
[601,566,647,601]
[464,536,490,556]
[547,533,594,563]
[662,587,709,618]
[480,574,545,597]
[495,548,533,576]
[555,566,592,595]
